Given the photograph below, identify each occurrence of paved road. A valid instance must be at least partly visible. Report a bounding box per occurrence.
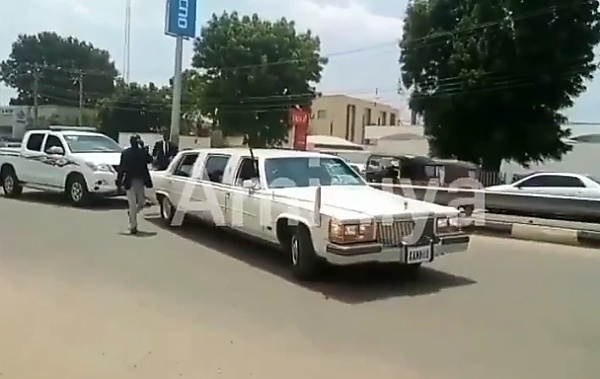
[1,191,599,379]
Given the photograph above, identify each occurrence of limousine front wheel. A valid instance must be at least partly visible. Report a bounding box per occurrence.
[289,225,321,280]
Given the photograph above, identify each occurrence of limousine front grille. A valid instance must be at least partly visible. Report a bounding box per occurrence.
[376,218,434,246]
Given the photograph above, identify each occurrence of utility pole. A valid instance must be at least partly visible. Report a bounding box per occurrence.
[32,67,39,128]
[78,72,83,126]
[169,36,183,146]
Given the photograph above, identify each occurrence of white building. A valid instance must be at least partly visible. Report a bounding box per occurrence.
[363,125,429,156]
[0,105,82,139]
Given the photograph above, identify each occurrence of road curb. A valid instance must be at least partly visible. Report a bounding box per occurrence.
[463,221,600,248]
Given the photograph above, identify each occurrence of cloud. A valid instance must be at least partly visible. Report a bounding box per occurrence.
[0,0,405,107]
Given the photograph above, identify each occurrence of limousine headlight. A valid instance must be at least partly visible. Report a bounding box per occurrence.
[329,219,376,244]
[436,216,460,234]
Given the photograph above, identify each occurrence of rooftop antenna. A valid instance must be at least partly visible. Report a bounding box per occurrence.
[244,132,259,177]
[123,0,132,82]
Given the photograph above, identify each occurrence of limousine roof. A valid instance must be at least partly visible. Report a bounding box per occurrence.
[180,147,339,159]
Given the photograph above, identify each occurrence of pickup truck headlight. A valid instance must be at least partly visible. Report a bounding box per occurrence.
[436,216,460,234]
[329,219,376,244]
[85,162,114,172]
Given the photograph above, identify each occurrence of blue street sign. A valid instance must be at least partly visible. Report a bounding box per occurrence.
[164,0,197,39]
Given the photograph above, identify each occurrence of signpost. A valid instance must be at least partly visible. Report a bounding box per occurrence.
[289,107,310,150]
[164,0,197,146]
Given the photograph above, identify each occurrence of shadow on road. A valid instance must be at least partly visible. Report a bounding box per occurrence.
[118,230,158,238]
[8,191,128,211]
[147,216,476,304]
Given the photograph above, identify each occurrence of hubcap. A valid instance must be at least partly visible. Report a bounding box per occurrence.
[4,176,14,193]
[291,235,300,265]
[162,197,172,219]
[71,182,83,202]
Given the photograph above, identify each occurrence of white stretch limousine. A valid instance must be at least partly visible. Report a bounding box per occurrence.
[152,148,470,280]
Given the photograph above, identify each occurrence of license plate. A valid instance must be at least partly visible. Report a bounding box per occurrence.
[405,245,432,264]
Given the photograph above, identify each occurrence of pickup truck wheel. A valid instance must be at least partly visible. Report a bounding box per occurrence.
[290,225,321,280]
[1,169,22,198]
[159,196,175,225]
[66,175,89,206]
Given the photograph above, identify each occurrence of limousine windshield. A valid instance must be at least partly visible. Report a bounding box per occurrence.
[264,156,365,188]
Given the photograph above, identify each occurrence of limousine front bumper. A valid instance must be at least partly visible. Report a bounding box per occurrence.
[322,234,469,265]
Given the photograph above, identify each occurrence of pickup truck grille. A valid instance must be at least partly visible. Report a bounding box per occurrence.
[376,218,434,246]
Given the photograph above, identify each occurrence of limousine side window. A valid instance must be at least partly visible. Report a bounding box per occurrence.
[234,157,259,186]
[173,153,199,177]
[203,154,230,183]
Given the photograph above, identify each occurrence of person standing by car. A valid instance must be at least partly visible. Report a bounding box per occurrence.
[116,134,153,234]
[152,128,178,170]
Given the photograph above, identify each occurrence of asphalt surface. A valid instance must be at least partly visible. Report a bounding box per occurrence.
[1,191,599,379]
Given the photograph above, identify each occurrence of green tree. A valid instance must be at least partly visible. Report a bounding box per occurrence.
[191,12,327,146]
[400,1,600,171]
[0,32,118,107]
[97,80,171,140]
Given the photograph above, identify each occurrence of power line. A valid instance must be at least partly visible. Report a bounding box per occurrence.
[27,53,596,107]
[4,40,398,79]
[1,3,589,83]
[36,64,593,114]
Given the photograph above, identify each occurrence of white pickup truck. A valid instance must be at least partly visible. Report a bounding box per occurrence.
[152,147,470,280]
[0,127,125,205]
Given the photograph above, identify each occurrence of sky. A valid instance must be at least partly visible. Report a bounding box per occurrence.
[0,0,598,122]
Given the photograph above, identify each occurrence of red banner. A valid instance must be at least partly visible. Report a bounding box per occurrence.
[289,107,309,150]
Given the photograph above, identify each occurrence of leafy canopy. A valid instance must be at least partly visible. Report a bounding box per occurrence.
[97,80,171,140]
[400,0,600,170]
[0,32,118,107]
[191,12,327,146]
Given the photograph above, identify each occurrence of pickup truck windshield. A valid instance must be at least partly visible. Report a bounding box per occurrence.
[63,134,123,153]
[264,157,365,188]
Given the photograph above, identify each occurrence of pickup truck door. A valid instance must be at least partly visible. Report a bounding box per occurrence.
[225,157,265,238]
[18,132,48,185]
[41,133,70,189]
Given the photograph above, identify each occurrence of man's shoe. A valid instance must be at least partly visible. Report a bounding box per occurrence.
[130,228,138,235]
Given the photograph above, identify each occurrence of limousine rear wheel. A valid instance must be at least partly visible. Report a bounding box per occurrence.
[159,195,175,225]
[290,224,321,280]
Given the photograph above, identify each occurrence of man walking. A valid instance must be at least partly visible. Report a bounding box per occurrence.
[116,135,153,234]
[152,128,178,170]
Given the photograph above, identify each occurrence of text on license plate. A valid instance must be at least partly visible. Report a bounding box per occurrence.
[406,245,432,263]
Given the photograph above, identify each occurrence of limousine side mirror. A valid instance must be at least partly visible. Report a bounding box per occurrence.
[242,179,258,191]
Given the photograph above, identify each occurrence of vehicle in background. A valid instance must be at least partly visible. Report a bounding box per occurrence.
[486,172,600,198]
[0,141,21,148]
[152,148,469,280]
[309,148,370,175]
[0,126,124,206]
[365,154,443,185]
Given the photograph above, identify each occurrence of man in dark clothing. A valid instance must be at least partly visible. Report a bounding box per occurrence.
[152,129,178,170]
[116,134,153,234]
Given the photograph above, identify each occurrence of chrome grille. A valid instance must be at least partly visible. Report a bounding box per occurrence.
[376,218,434,246]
